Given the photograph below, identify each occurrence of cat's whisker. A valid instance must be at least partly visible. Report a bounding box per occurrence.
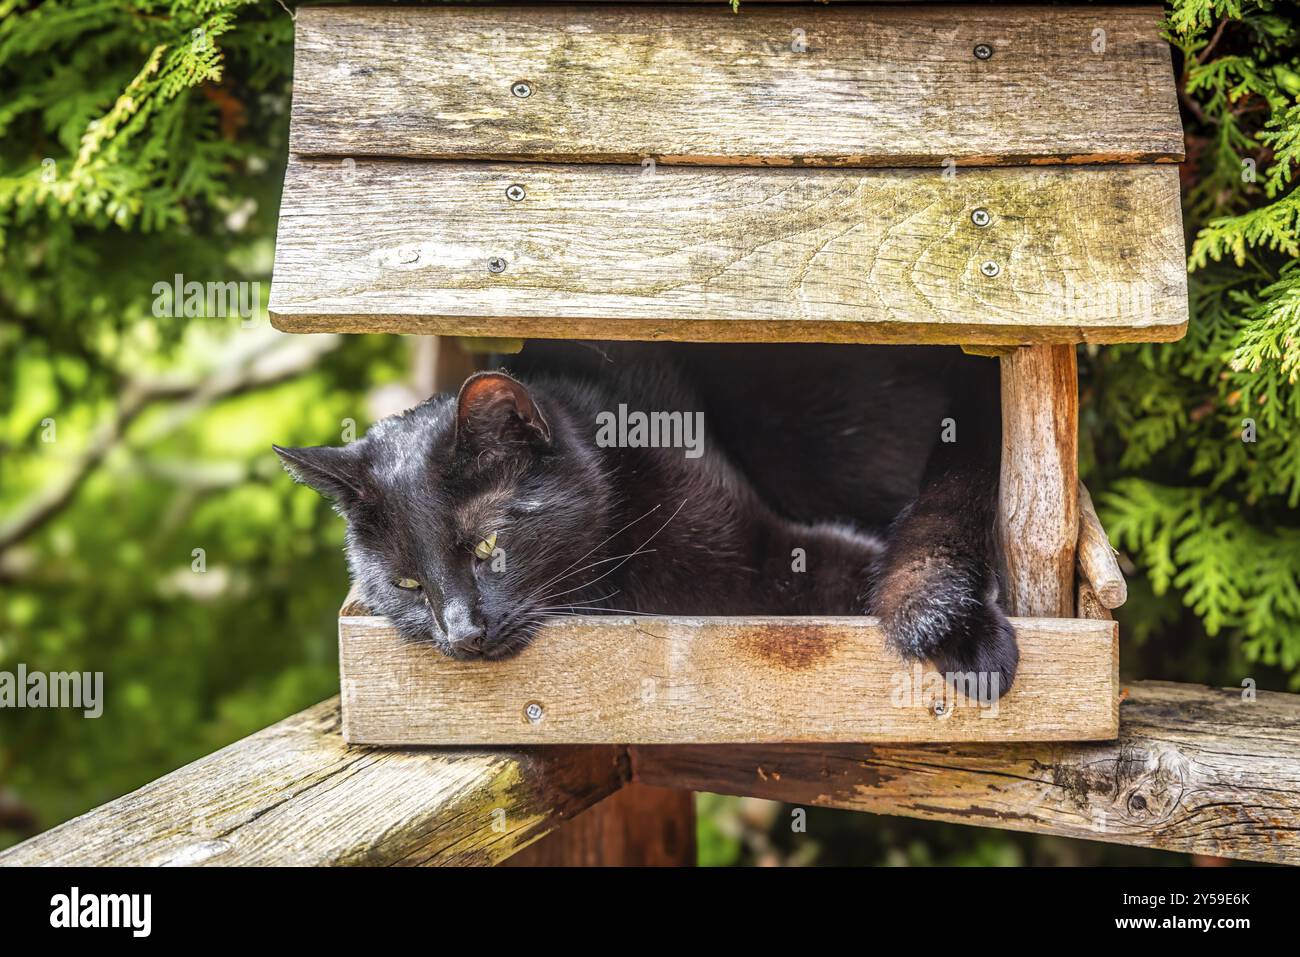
[490,588,625,647]
[542,498,688,603]
[531,591,621,612]
[537,547,655,603]
[540,608,671,619]
[531,551,656,594]
[519,502,665,603]
[528,552,658,603]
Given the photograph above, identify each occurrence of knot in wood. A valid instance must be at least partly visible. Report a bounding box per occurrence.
[1050,745,1189,825]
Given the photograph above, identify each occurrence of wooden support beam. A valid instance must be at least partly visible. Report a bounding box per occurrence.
[502,784,696,866]
[1077,480,1127,608]
[630,681,1300,866]
[0,699,625,867]
[4,683,1294,866]
[998,345,1079,616]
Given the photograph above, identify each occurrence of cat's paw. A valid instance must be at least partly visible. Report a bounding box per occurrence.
[918,599,1018,701]
[873,560,1019,699]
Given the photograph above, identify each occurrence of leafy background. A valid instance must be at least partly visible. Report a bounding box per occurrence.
[1,0,1296,865]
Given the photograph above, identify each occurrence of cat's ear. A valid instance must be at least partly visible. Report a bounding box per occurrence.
[273,443,368,507]
[455,372,551,450]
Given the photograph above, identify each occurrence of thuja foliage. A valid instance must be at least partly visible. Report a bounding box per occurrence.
[0,0,295,389]
[1088,0,1300,686]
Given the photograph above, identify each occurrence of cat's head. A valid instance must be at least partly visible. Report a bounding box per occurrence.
[275,372,612,659]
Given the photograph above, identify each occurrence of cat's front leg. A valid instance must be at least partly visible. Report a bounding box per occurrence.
[870,472,1018,699]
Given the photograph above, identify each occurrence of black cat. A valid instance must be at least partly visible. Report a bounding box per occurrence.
[274,342,1017,695]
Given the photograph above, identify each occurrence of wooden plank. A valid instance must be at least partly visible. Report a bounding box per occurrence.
[998,345,1079,615]
[9,681,1292,866]
[630,680,1300,866]
[1078,480,1127,608]
[502,784,696,866]
[290,5,1183,167]
[270,160,1187,344]
[0,699,625,867]
[338,614,1118,745]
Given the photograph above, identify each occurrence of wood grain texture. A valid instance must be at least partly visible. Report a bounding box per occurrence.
[630,681,1300,865]
[502,783,696,866]
[1077,579,1115,623]
[0,699,625,867]
[290,4,1184,167]
[338,614,1118,745]
[270,159,1187,344]
[998,345,1079,616]
[8,682,1293,866]
[1078,480,1127,608]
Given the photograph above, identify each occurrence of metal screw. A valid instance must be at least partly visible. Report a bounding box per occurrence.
[524,702,544,723]
[970,208,991,227]
[980,260,1001,278]
[505,184,526,202]
[511,81,532,98]
[973,43,993,60]
[933,700,950,717]
[487,257,507,274]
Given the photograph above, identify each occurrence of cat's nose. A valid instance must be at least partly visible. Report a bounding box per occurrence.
[446,620,486,650]
[442,605,486,653]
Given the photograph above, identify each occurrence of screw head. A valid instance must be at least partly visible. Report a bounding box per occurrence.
[524,702,544,723]
[933,700,950,717]
[974,43,993,60]
[505,184,526,202]
[488,257,507,274]
[511,80,532,98]
[970,208,991,227]
[980,260,1001,278]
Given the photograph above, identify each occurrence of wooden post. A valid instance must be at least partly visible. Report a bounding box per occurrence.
[998,345,1079,617]
[414,336,479,396]
[502,783,696,866]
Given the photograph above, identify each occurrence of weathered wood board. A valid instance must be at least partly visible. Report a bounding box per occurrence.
[0,700,626,867]
[290,4,1183,167]
[338,614,1119,745]
[631,681,1300,865]
[3,682,1296,866]
[270,160,1187,344]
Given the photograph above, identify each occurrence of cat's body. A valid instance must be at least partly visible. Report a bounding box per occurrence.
[276,342,1018,695]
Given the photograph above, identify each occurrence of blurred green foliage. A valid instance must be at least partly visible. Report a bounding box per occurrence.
[0,0,406,847]
[0,0,1294,865]
[1089,1,1300,687]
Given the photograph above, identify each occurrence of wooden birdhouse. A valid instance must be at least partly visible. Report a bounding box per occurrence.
[269,3,1186,745]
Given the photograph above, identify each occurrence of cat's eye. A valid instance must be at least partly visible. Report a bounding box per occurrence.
[393,577,421,591]
[473,532,498,561]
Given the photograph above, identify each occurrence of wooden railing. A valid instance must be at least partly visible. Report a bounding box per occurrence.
[2,680,1297,866]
